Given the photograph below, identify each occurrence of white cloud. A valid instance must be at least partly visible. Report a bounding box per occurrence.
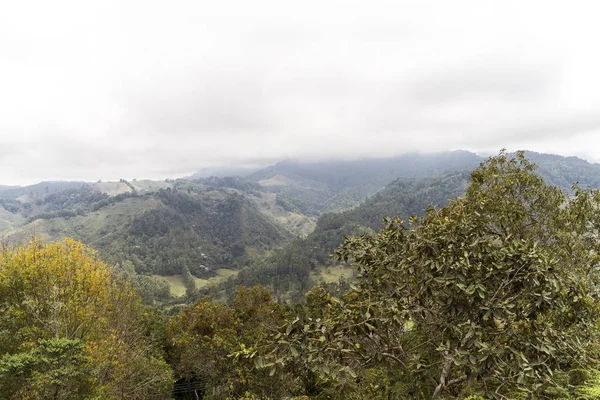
[1,0,600,184]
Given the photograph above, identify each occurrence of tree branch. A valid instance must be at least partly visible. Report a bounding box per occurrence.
[380,352,409,373]
[432,359,453,398]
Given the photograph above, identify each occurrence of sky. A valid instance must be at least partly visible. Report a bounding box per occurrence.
[1,0,600,185]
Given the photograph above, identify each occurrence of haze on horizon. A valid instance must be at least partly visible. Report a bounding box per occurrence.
[2,0,600,186]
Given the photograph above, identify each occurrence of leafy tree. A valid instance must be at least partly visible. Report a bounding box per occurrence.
[0,338,89,399]
[0,239,173,399]
[182,265,197,297]
[249,151,600,399]
[169,286,289,399]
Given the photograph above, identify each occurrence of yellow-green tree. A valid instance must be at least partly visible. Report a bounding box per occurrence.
[0,239,173,399]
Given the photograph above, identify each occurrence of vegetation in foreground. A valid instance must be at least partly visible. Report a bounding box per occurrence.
[0,239,173,399]
[3,151,600,398]
[243,152,600,398]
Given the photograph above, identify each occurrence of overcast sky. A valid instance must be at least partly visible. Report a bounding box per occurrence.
[1,0,600,185]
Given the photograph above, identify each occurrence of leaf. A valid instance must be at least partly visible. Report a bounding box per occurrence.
[290,346,299,357]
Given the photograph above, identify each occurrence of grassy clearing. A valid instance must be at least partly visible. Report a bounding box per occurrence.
[154,268,240,297]
[257,174,298,187]
[155,274,187,297]
[2,196,161,245]
[130,179,173,193]
[0,208,25,233]
[251,192,317,236]
[90,181,132,196]
[309,265,355,284]
[195,268,239,289]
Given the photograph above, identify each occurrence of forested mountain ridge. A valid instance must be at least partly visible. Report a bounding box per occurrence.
[248,150,482,215]
[212,150,600,300]
[245,150,600,217]
[3,150,600,303]
[523,151,600,189]
[0,179,293,278]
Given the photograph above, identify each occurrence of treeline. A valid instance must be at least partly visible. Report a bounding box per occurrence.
[23,189,137,222]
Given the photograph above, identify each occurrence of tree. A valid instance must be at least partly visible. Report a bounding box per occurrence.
[0,338,89,399]
[181,265,197,297]
[0,239,173,399]
[252,151,600,399]
[169,285,289,399]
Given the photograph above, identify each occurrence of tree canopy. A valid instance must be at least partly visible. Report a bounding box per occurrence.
[0,239,173,399]
[245,151,600,399]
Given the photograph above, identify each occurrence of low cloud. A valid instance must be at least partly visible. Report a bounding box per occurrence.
[1,0,600,184]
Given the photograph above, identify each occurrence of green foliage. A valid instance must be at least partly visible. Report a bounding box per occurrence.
[252,151,600,399]
[0,338,89,400]
[4,151,600,399]
[0,239,173,399]
[169,286,289,399]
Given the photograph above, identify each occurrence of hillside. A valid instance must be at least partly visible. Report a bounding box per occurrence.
[246,150,600,217]
[248,150,482,215]
[218,150,600,300]
[524,151,600,189]
[222,170,472,299]
[1,179,293,280]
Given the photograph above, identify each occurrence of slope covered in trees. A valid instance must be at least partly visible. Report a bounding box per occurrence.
[1,179,293,280]
[246,150,600,217]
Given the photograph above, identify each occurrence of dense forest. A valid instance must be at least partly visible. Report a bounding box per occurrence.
[2,151,600,398]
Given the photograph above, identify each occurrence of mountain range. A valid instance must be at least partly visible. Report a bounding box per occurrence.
[2,150,600,301]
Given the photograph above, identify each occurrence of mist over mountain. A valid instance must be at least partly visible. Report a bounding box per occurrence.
[187,166,263,180]
[247,150,482,215]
